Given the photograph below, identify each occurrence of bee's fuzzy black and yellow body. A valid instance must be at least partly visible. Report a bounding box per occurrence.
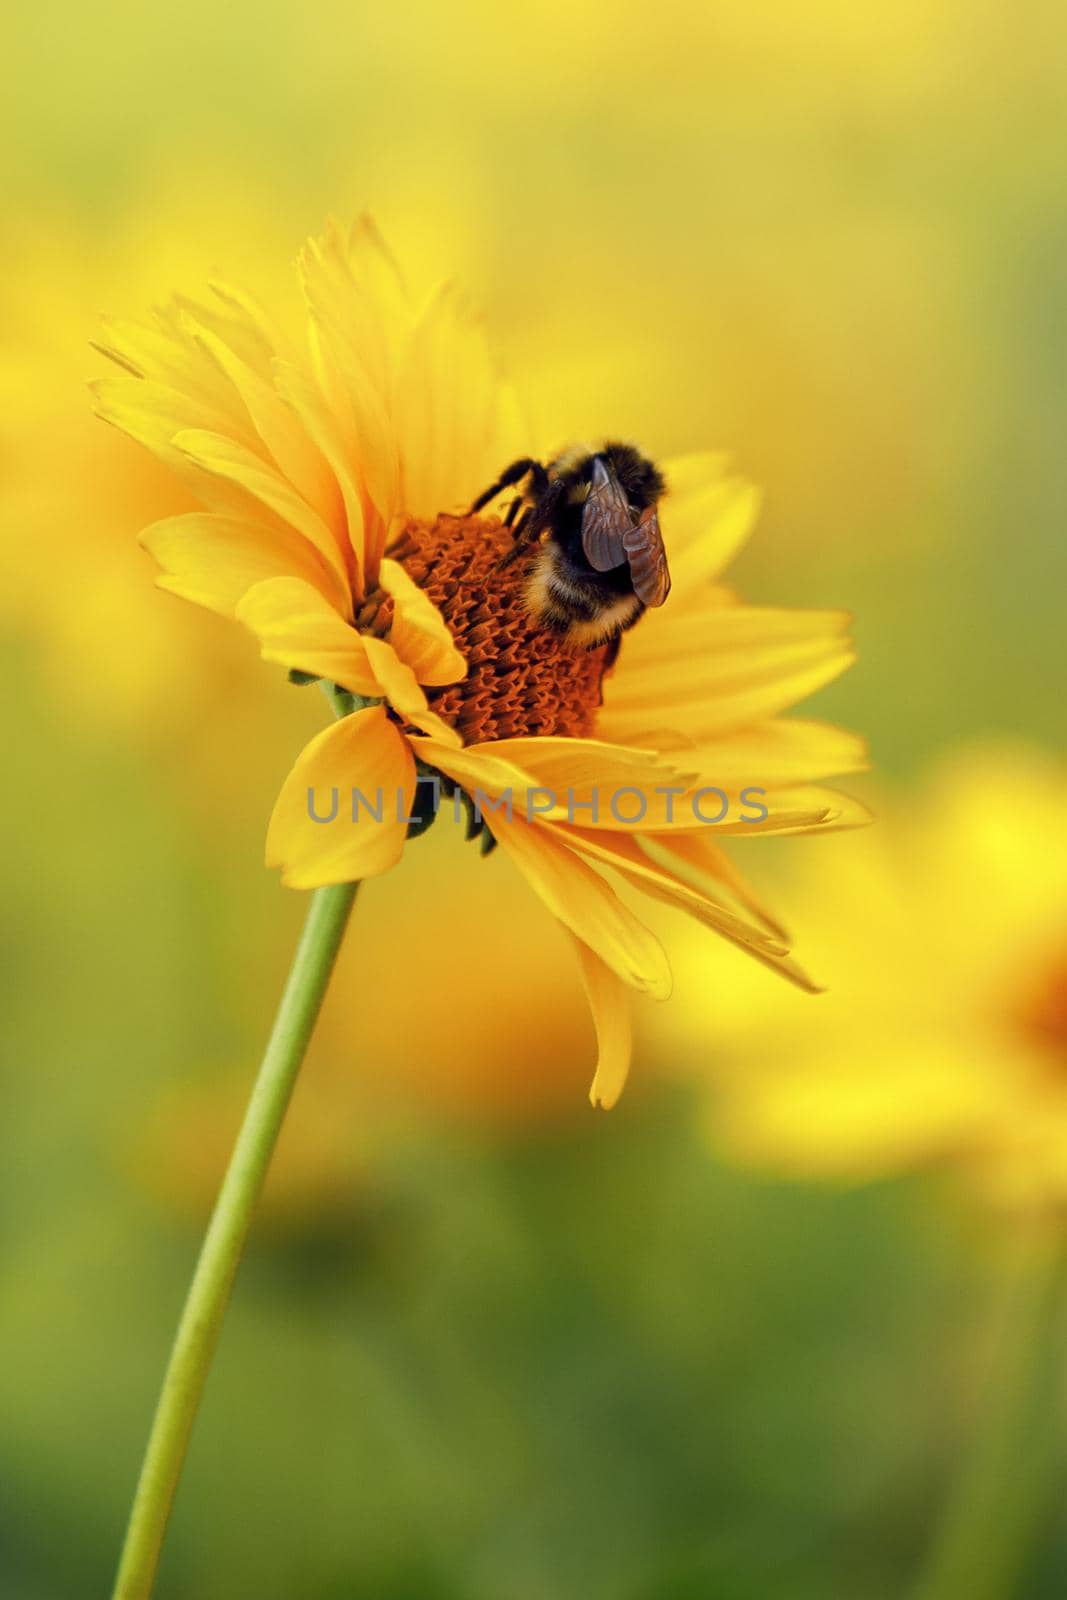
[469,442,670,648]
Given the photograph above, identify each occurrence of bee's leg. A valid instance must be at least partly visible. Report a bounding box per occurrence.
[504,496,523,528]
[494,509,538,572]
[467,457,545,515]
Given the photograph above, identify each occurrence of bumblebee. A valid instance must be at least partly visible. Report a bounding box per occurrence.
[468,442,671,648]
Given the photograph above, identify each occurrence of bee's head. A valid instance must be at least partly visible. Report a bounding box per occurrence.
[598,442,665,511]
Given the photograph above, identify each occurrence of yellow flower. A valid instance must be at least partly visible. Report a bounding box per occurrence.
[94,215,867,1107]
[671,743,1067,1209]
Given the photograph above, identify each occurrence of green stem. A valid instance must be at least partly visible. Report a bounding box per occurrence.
[912,1230,1067,1600]
[112,880,359,1599]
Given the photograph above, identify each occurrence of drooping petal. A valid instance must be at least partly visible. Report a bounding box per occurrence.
[571,938,634,1110]
[236,577,465,743]
[265,705,413,887]
[414,744,673,998]
[360,636,463,745]
[559,825,821,993]
[643,833,790,941]
[378,557,466,685]
[479,811,672,999]
[236,576,382,693]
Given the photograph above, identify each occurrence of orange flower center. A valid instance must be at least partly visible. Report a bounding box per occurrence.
[380,514,615,743]
[1015,943,1067,1069]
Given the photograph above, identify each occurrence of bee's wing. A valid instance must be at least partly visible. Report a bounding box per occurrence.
[581,456,634,571]
[622,506,671,607]
[582,456,672,606]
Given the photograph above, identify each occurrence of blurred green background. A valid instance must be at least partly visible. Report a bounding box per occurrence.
[3,1,1067,1595]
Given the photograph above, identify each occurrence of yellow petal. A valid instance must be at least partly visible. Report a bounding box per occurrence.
[571,938,633,1110]
[608,653,855,740]
[174,428,352,604]
[428,798,672,999]
[678,719,869,787]
[396,283,501,517]
[705,786,873,837]
[205,278,301,371]
[304,215,410,396]
[308,314,399,573]
[661,450,731,498]
[237,578,465,742]
[411,734,846,838]
[360,637,463,745]
[236,577,381,694]
[604,600,855,736]
[407,737,533,797]
[92,375,251,460]
[559,825,820,993]
[624,600,855,667]
[93,381,264,524]
[378,557,466,686]
[643,833,789,941]
[141,513,346,618]
[265,706,413,887]
[273,357,368,600]
[408,735,696,830]
[478,736,693,793]
[299,225,402,562]
[660,471,762,595]
[185,317,343,533]
[94,311,251,432]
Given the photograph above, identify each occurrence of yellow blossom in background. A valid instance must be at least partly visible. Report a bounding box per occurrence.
[668,743,1067,1212]
[0,202,330,834]
[95,214,869,1107]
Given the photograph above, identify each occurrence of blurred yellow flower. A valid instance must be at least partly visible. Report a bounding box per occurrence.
[95,215,868,1107]
[672,743,1067,1211]
[0,205,326,839]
